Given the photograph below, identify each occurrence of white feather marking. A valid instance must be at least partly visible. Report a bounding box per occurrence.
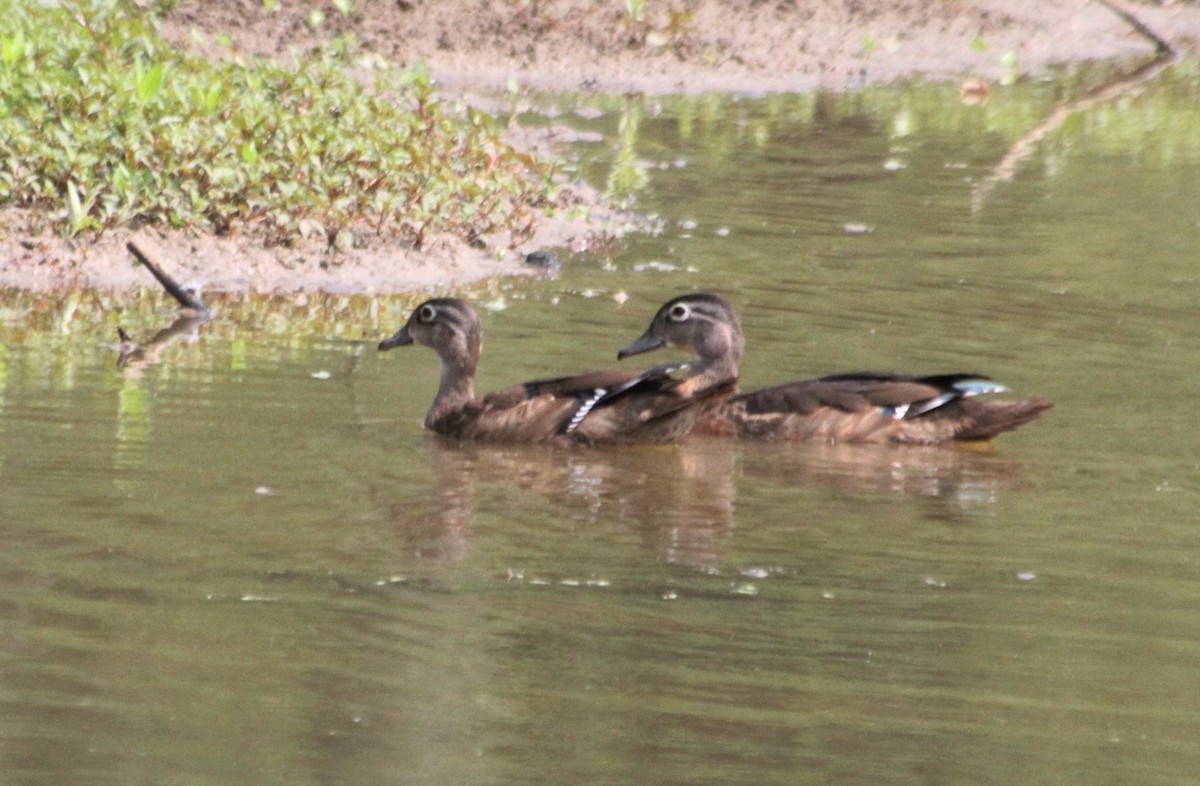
[954,379,1008,396]
[564,387,607,433]
[907,393,957,418]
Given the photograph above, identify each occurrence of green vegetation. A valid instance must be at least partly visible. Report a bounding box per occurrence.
[0,0,557,246]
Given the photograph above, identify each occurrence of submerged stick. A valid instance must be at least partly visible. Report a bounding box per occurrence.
[126,235,211,314]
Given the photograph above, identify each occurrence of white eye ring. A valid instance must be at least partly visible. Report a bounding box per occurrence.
[668,303,690,321]
[418,305,437,322]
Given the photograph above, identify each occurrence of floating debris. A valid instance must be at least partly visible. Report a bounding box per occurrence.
[633,261,679,273]
[310,370,332,380]
[524,250,560,270]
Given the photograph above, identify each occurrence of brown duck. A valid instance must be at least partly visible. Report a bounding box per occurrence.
[378,298,736,444]
[618,293,1051,444]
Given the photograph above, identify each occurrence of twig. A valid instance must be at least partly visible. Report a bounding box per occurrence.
[126,234,211,314]
[1096,0,1174,55]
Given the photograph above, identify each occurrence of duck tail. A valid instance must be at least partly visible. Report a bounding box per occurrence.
[956,398,1053,441]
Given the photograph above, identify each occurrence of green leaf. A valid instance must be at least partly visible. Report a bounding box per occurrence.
[67,180,84,224]
[203,80,223,112]
[66,180,101,235]
[1,29,26,67]
[136,62,166,103]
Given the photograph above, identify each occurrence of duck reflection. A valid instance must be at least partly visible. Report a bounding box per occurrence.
[405,434,1029,567]
[555,440,738,569]
[737,439,1028,514]
[408,437,739,570]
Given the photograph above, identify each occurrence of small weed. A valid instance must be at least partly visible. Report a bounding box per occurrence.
[1000,50,1019,85]
[625,0,646,26]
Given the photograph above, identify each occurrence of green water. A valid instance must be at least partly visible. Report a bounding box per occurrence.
[4,65,1200,784]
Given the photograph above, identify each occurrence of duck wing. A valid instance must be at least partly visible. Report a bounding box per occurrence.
[714,372,1049,443]
[739,372,1002,419]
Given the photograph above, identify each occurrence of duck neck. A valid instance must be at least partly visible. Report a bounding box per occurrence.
[689,326,743,390]
[690,352,740,391]
[427,356,477,428]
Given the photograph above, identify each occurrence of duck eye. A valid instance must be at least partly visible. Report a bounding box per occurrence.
[668,303,690,321]
[418,305,437,322]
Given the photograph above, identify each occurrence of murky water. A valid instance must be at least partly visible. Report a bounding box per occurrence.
[5,64,1200,784]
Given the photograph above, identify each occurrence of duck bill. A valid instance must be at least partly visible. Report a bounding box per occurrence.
[378,325,414,351]
[617,330,665,360]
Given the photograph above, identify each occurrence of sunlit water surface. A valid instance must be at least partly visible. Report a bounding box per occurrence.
[4,64,1200,784]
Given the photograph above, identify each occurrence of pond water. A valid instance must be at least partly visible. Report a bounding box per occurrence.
[4,62,1200,784]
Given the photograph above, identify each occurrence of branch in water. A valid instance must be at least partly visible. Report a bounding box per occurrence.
[972,1,1176,213]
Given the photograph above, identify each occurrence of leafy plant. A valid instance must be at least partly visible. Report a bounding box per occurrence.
[0,0,560,248]
[623,0,648,45]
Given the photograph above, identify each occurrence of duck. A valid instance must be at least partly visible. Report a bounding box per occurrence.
[617,293,1051,444]
[378,298,737,444]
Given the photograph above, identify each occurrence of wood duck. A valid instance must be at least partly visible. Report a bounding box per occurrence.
[618,293,1051,444]
[378,298,737,444]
